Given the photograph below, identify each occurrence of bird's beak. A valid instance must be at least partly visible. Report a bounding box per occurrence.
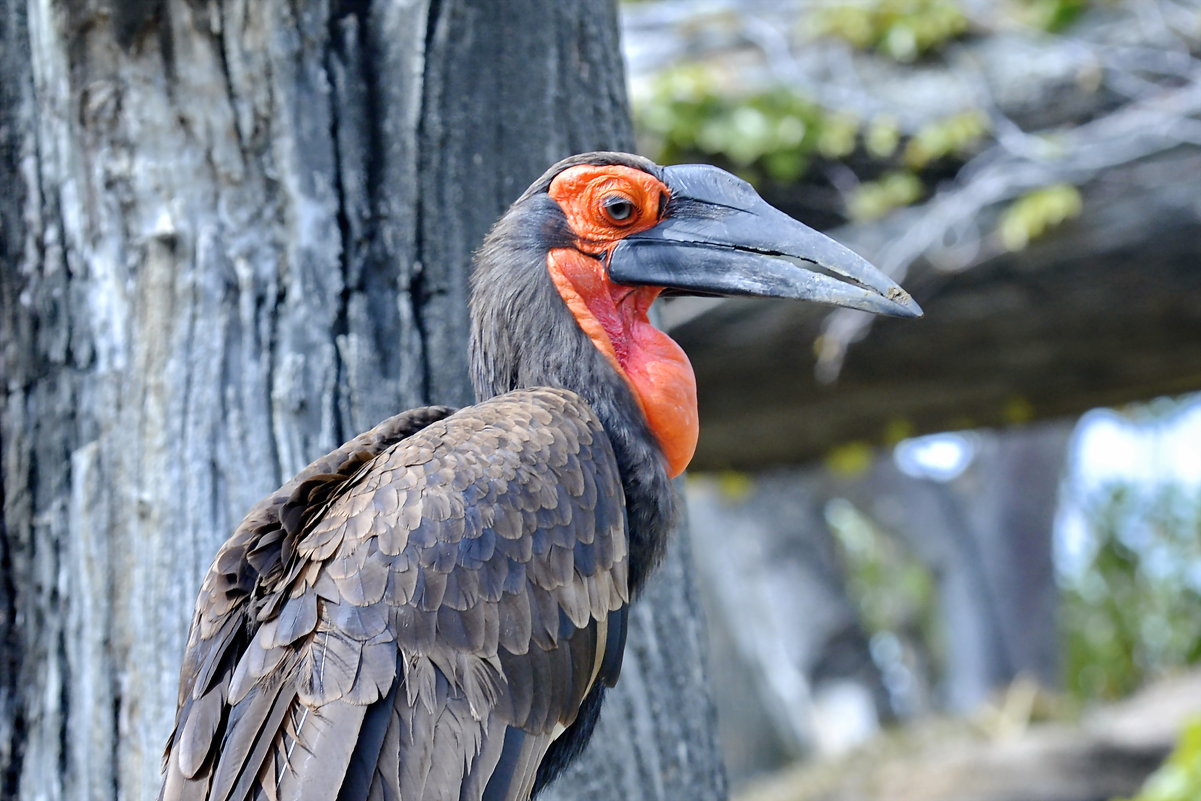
[608,164,922,318]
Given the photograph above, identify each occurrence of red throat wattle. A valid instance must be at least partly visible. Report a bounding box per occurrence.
[546,165,699,478]
[546,248,699,478]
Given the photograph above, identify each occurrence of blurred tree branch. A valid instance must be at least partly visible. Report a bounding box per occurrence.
[624,0,1201,468]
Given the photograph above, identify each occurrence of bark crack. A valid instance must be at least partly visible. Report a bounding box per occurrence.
[212,0,246,153]
[0,467,24,799]
[410,0,446,406]
[324,28,353,445]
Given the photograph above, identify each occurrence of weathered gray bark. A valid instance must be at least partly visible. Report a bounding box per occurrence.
[0,1,725,799]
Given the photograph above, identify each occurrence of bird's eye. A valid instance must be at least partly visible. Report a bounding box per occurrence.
[603,195,636,223]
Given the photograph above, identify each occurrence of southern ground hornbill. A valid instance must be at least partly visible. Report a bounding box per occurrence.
[159,152,920,801]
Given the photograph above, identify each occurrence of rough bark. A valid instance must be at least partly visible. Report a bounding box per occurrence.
[0,1,725,799]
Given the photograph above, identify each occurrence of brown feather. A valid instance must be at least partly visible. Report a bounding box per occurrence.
[272,701,368,800]
[162,390,631,801]
[177,685,225,779]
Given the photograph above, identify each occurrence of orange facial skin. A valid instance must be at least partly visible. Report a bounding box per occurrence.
[547,165,699,478]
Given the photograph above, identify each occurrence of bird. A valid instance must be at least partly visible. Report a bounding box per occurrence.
[159,151,920,801]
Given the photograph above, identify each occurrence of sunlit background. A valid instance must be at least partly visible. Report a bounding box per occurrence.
[618,1,1201,799]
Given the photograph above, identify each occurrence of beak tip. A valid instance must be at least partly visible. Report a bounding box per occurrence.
[886,288,924,318]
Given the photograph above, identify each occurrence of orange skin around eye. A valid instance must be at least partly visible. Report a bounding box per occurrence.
[547,165,700,478]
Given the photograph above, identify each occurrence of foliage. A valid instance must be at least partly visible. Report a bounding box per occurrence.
[813,0,969,62]
[1119,719,1201,801]
[636,65,991,219]
[1060,482,1201,702]
[827,498,937,636]
[636,69,858,183]
[865,115,903,159]
[849,170,924,221]
[1008,0,1092,32]
[825,441,876,477]
[628,0,1171,264]
[901,110,990,169]
[998,184,1084,250]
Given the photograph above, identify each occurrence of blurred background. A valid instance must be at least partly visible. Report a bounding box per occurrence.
[2,0,1197,798]
[619,0,1201,799]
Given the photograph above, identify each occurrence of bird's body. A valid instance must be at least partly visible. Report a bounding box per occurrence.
[160,153,919,801]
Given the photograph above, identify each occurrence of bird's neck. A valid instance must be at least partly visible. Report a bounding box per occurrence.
[469,207,677,592]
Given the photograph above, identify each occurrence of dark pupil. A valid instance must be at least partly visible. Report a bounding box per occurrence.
[605,197,634,221]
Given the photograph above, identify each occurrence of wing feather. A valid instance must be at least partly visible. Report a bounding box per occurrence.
[339,678,400,801]
[160,389,630,801]
[210,681,295,801]
[160,406,453,801]
[272,701,368,801]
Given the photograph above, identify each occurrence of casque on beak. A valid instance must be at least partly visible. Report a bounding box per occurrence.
[607,163,922,318]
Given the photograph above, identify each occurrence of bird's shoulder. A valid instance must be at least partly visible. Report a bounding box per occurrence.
[182,386,624,675]
[176,404,455,698]
[279,384,630,664]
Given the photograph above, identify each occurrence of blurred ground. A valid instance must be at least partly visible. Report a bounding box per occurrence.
[735,671,1201,801]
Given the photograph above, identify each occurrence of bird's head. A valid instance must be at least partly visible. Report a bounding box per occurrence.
[471,152,921,478]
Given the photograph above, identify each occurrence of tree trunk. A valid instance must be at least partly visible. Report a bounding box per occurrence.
[0,1,726,799]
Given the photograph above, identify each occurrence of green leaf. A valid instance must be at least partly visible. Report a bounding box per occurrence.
[998,184,1083,251]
